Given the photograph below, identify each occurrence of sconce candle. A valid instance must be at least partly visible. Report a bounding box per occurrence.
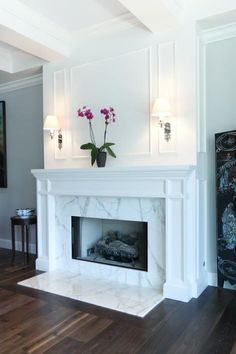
[43,115,63,149]
[43,115,60,138]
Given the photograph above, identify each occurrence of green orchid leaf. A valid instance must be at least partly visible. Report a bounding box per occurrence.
[98,145,105,152]
[99,142,115,151]
[91,147,98,165]
[104,142,115,147]
[106,146,116,158]
[80,143,96,150]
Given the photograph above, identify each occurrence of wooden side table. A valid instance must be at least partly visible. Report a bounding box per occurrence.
[11,215,37,264]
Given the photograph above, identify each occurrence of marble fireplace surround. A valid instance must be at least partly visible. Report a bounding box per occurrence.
[24,165,202,307]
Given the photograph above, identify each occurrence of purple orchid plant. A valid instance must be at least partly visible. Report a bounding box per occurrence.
[77,106,116,165]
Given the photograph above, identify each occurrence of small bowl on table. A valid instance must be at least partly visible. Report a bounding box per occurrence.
[16,208,35,217]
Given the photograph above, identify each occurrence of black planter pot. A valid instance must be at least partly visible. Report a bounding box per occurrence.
[96,151,107,167]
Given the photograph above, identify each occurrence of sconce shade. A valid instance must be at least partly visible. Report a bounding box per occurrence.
[152,98,172,117]
[43,115,60,131]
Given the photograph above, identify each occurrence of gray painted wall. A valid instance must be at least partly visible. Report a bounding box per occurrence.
[206,38,236,275]
[0,84,43,251]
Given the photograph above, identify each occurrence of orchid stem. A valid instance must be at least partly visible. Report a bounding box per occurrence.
[89,121,96,146]
[104,124,107,146]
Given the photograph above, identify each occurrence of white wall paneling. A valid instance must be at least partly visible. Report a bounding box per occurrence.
[157,42,177,153]
[70,48,152,160]
[43,24,198,168]
[53,69,67,160]
[158,42,175,100]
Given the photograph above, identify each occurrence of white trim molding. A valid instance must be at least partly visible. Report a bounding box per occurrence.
[207,272,217,287]
[200,22,236,45]
[32,165,206,303]
[70,48,153,160]
[75,13,142,39]
[0,74,42,94]
[0,238,36,254]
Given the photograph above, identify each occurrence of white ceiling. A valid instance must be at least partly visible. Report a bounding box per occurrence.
[0,41,21,55]
[0,0,129,83]
[0,40,45,84]
[18,0,128,32]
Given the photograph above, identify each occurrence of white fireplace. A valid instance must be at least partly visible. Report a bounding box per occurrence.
[52,194,165,289]
[19,166,206,316]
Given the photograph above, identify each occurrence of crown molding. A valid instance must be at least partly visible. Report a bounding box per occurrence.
[200,22,236,45]
[75,12,144,40]
[117,0,182,34]
[0,74,42,94]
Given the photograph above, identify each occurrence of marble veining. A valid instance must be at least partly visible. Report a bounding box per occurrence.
[19,271,164,317]
[54,196,165,289]
[21,195,165,315]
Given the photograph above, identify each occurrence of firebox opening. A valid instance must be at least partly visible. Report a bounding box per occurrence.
[71,216,148,271]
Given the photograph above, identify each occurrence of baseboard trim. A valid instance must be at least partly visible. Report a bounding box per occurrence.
[0,238,36,254]
[36,257,49,271]
[207,272,217,287]
[163,281,192,302]
[191,278,208,298]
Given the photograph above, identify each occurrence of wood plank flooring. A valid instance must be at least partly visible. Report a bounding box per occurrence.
[0,248,236,354]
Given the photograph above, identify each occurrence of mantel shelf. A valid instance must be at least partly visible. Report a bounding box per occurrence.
[32,165,195,181]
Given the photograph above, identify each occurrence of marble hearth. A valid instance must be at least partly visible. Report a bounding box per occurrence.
[19,166,202,317]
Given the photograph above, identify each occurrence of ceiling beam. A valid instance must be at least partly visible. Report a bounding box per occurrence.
[0,0,71,61]
[11,51,45,73]
[117,0,183,33]
[0,50,11,72]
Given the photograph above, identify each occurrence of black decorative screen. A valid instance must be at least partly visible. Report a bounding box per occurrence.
[215,130,236,287]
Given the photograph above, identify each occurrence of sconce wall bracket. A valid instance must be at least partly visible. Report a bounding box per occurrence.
[58,130,63,150]
[151,97,173,143]
[159,120,171,142]
[49,130,54,139]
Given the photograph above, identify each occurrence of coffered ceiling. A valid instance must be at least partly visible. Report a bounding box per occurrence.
[0,0,131,83]
[18,0,127,32]
[0,0,236,83]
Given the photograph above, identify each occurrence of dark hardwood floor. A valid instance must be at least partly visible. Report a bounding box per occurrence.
[0,247,236,354]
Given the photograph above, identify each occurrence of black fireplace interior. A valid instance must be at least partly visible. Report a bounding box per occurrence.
[71,216,148,271]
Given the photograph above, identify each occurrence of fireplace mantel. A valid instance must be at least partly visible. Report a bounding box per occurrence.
[32,165,206,303]
[32,165,194,199]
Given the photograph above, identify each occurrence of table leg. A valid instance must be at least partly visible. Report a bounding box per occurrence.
[21,225,25,264]
[21,225,25,253]
[35,225,38,258]
[26,225,29,263]
[11,222,15,264]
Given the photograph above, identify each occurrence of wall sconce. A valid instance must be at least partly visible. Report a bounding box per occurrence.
[152,98,172,142]
[43,115,63,150]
